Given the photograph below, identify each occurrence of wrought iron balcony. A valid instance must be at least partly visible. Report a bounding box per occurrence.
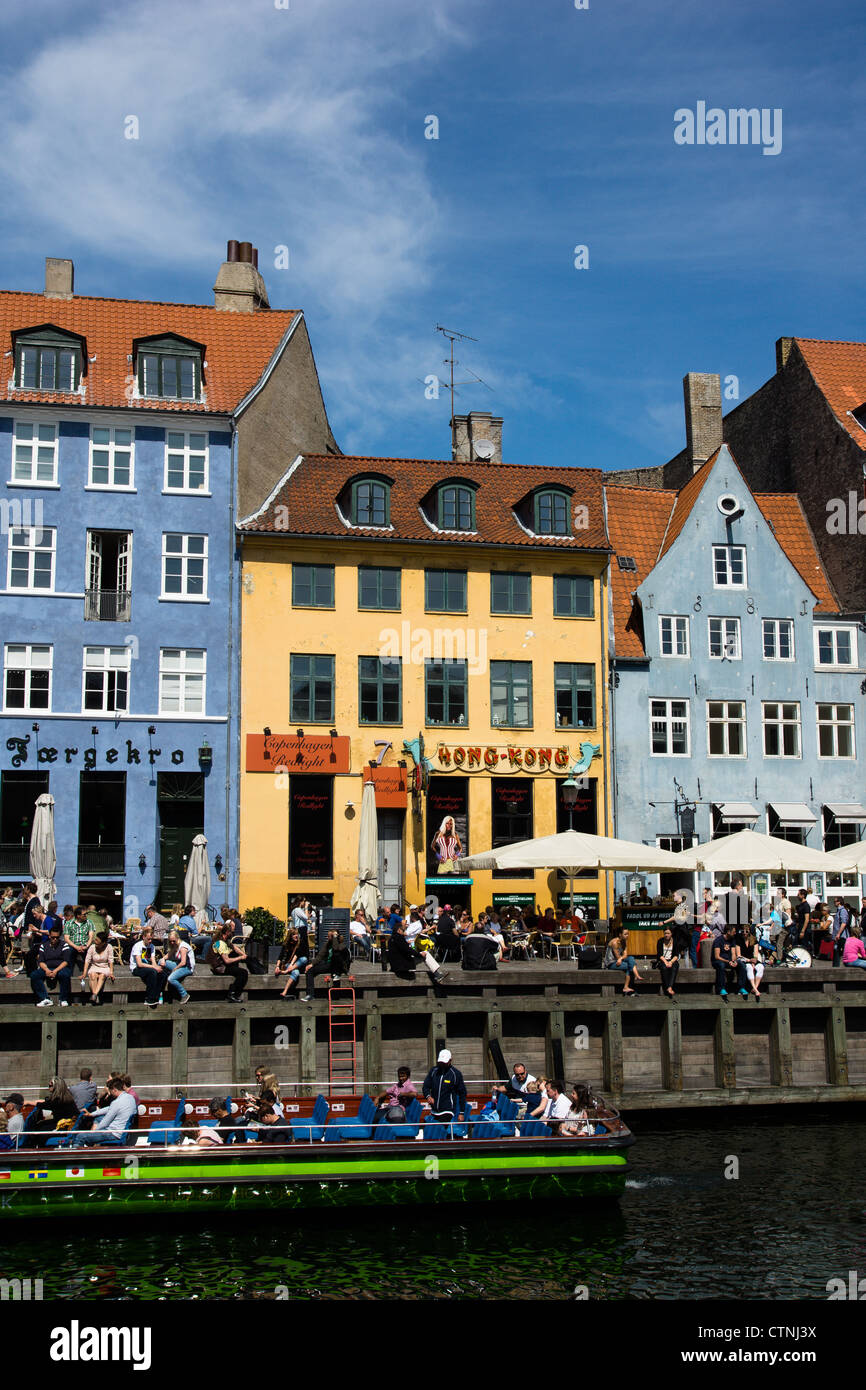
[77,844,125,874]
[0,844,30,874]
[84,589,131,622]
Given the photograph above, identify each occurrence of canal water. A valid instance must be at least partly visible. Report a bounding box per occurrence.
[4,1108,863,1300]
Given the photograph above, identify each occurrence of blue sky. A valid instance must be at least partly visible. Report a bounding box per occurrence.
[0,0,862,469]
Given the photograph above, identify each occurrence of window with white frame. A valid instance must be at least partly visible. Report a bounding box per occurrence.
[3,644,51,711]
[762,702,801,758]
[89,426,133,488]
[814,626,856,668]
[707,700,746,756]
[650,698,690,756]
[817,703,855,759]
[164,431,208,493]
[712,545,747,588]
[12,421,58,484]
[762,618,794,661]
[7,527,55,591]
[656,834,696,853]
[159,648,206,714]
[708,616,741,660]
[82,646,130,714]
[161,534,207,599]
[659,616,689,657]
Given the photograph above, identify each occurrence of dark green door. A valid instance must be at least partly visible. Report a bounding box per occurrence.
[157,774,204,910]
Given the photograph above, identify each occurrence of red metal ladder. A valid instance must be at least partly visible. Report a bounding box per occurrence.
[328,981,357,1095]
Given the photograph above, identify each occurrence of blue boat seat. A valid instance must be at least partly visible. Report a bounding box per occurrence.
[376,1096,422,1141]
[147,1099,186,1145]
[289,1094,329,1142]
[422,1122,448,1142]
[519,1119,549,1137]
[46,1102,97,1148]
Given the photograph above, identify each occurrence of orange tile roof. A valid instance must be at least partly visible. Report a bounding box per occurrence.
[794,337,866,452]
[657,451,718,559]
[240,453,611,552]
[604,485,677,658]
[753,493,837,613]
[0,291,297,415]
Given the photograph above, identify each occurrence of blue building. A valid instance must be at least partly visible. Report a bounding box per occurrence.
[0,245,337,917]
[605,445,865,906]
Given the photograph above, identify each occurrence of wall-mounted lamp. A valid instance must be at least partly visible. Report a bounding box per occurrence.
[198,739,212,768]
[296,728,304,738]
[138,853,147,870]
[147,725,156,736]
[329,729,338,738]
[263,727,271,737]
[91,726,99,737]
[214,854,223,875]
[31,723,39,733]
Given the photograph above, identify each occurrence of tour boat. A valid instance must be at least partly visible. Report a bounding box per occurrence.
[0,1091,634,1218]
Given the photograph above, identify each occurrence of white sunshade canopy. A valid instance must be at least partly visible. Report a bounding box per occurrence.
[716,802,760,824]
[826,842,866,872]
[457,829,688,875]
[825,803,866,825]
[676,828,841,874]
[769,803,817,828]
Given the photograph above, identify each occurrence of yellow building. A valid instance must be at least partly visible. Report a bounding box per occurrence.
[237,422,614,924]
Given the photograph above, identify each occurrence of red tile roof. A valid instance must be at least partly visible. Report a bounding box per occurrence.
[605,455,838,656]
[794,337,866,452]
[0,291,297,415]
[240,454,611,552]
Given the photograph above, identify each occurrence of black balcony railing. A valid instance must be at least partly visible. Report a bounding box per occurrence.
[0,844,30,874]
[84,589,131,622]
[77,844,125,874]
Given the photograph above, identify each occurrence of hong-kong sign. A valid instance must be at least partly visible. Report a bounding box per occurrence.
[435,741,601,774]
[246,733,351,774]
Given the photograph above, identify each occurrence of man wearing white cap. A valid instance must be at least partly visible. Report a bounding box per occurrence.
[421,1049,467,1123]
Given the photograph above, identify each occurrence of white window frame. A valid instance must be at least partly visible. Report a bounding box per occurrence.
[160,533,208,601]
[658,615,689,658]
[3,644,52,713]
[656,834,697,853]
[814,625,857,669]
[708,616,742,661]
[163,430,209,495]
[762,618,794,662]
[159,648,206,716]
[816,703,855,760]
[88,424,135,490]
[712,544,747,589]
[11,420,58,485]
[7,526,56,592]
[762,701,802,759]
[82,646,131,715]
[706,699,747,757]
[649,698,690,757]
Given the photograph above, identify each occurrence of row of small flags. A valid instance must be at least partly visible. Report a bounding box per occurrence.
[0,1168,121,1179]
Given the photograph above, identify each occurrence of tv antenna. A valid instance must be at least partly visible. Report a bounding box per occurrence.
[434,324,493,458]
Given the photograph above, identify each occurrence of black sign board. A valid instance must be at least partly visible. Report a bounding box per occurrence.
[319,906,350,951]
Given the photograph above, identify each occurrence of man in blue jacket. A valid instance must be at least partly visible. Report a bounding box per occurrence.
[421,1050,467,1123]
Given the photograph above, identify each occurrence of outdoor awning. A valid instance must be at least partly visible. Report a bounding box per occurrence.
[825,803,866,824]
[716,802,760,824]
[769,802,817,828]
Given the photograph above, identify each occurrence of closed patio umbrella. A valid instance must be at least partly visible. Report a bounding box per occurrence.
[29,793,56,905]
[183,834,211,911]
[350,779,379,923]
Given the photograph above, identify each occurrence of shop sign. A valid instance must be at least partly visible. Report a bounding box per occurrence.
[435,743,600,773]
[492,893,536,908]
[246,733,350,774]
[363,764,407,807]
[5,736,185,769]
[556,893,600,914]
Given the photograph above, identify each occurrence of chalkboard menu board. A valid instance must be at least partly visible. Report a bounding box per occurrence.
[319,906,350,950]
[289,775,333,878]
[621,906,670,932]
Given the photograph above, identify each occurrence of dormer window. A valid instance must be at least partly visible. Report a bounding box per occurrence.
[534,489,569,535]
[438,484,475,531]
[13,325,84,392]
[352,479,390,526]
[134,334,203,401]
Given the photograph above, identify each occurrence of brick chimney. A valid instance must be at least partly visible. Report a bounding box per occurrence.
[683,372,723,474]
[451,410,503,462]
[776,337,794,371]
[213,239,269,312]
[45,258,74,299]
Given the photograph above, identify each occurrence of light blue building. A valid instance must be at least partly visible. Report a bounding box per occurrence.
[0,246,337,917]
[605,445,865,906]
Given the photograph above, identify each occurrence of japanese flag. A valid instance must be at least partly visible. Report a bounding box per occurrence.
[66,1166,86,1178]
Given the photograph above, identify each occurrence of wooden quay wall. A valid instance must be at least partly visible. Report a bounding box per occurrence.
[2,963,866,1110]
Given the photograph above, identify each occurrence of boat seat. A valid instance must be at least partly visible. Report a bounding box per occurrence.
[147,1099,186,1145]
[289,1094,329,1143]
[422,1122,449,1142]
[519,1119,549,1137]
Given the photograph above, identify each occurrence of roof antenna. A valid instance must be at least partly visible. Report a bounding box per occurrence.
[434,325,492,459]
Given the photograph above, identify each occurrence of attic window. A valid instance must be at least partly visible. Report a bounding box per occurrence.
[135,334,203,401]
[13,326,84,392]
[352,479,390,527]
[617,555,637,572]
[534,489,569,535]
[851,402,866,432]
[437,482,476,531]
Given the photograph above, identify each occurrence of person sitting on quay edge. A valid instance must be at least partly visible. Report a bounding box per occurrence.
[275,926,308,998]
[31,923,74,1008]
[70,1068,98,1112]
[83,931,115,1005]
[301,928,350,1001]
[163,930,195,1004]
[461,923,500,972]
[655,925,679,998]
[842,924,866,970]
[713,923,748,999]
[209,922,249,1003]
[63,905,92,982]
[386,920,418,980]
[130,925,167,1007]
[422,1049,467,1125]
[72,1077,137,1147]
[603,927,643,995]
[739,925,765,999]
